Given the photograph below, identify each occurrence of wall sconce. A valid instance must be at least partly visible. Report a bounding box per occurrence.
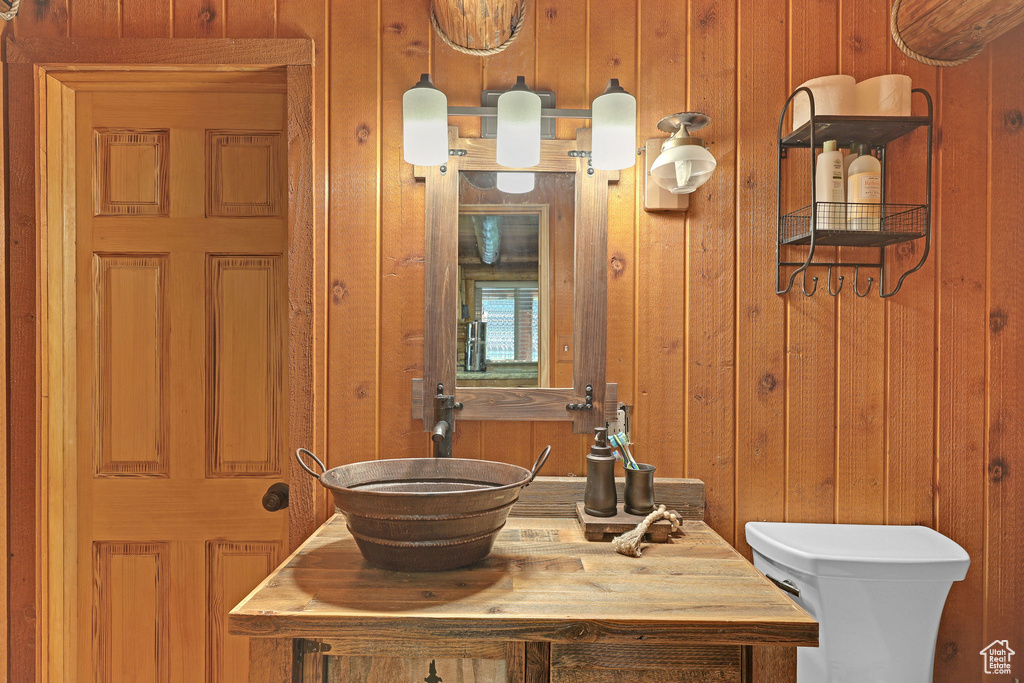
[643,112,717,212]
[402,75,637,172]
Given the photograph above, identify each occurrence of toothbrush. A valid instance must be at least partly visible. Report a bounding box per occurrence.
[610,432,638,469]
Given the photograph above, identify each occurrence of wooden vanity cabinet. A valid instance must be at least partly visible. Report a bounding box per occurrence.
[231,479,817,682]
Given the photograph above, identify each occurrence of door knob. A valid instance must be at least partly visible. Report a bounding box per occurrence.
[262,482,289,512]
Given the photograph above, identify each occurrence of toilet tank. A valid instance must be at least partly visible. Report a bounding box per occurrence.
[745,522,969,683]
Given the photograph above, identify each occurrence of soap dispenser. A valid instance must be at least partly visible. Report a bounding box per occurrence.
[584,427,618,517]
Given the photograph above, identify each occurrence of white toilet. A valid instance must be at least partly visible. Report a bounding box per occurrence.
[745,522,969,683]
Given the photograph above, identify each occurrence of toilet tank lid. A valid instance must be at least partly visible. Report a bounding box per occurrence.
[744,522,970,581]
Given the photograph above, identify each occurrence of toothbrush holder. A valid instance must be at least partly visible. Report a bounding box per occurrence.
[624,463,656,515]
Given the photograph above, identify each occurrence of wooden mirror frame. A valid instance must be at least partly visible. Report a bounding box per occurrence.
[412,127,617,434]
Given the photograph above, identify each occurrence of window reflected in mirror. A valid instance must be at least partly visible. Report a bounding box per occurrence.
[457,171,575,389]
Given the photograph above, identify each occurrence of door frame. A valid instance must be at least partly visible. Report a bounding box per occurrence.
[6,38,326,683]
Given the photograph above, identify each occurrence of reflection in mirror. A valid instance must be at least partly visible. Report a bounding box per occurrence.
[457,171,575,389]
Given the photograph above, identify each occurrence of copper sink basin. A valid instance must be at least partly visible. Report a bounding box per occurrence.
[295,447,550,571]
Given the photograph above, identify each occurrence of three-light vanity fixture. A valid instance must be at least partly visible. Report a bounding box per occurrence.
[402,74,638,193]
[402,73,717,208]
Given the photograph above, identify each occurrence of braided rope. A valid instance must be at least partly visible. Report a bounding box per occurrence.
[890,0,982,67]
[430,1,526,57]
[611,505,682,558]
[0,0,21,21]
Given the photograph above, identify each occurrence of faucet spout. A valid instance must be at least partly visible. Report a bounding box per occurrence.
[432,420,450,444]
[432,385,460,458]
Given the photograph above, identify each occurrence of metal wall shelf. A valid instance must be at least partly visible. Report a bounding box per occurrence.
[775,86,934,298]
[780,202,927,247]
[782,115,931,149]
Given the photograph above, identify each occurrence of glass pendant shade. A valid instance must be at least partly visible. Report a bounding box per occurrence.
[496,172,535,194]
[496,77,541,168]
[402,74,449,166]
[591,79,637,171]
[650,142,717,194]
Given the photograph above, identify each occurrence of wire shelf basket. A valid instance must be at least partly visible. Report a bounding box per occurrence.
[780,202,927,247]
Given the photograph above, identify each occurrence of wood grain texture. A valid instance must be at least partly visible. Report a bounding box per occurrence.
[421,134,460,432]
[247,638,293,683]
[6,37,313,65]
[228,516,817,645]
[206,132,282,216]
[7,3,1024,683]
[8,26,69,683]
[512,476,705,520]
[92,255,169,476]
[836,0,887,526]
[207,256,285,476]
[885,25,939,532]
[380,0,432,461]
[93,130,170,215]
[933,55,989,682]
[411,381,618,422]
[207,541,281,683]
[634,0,687,478]
[734,0,787,559]
[985,21,1024,657]
[433,0,525,51]
[30,67,297,683]
[0,43,7,683]
[686,0,737,543]
[576,502,675,542]
[589,0,636,414]
[285,63,323,548]
[784,0,838,527]
[895,0,1024,62]
[328,0,380,468]
[92,542,171,683]
[571,128,610,434]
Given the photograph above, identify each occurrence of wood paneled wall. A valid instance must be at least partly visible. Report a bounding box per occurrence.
[5,1,1023,681]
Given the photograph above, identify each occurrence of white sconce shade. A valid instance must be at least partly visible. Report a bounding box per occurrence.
[496,77,541,168]
[496,172,535,194]
[650,143,717,194]
[402,73,449,166]
[591,79,637,171]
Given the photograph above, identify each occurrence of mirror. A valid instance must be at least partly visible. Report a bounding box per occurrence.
[456,171,575,389]
[415,129,616,433]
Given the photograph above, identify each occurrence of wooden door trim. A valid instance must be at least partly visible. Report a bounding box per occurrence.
[6,37,313,67]
[17,40,324,683]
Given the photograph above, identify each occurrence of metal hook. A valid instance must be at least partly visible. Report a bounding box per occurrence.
[827,267,844,296]
[853,267,874,297]
[801,270,818,297]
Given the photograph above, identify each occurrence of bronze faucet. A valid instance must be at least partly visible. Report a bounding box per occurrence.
[432,384,462,458]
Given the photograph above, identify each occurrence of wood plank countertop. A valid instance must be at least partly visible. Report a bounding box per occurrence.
[228,514,818,647]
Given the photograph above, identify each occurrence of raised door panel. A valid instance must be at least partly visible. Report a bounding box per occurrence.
[207,541,281,683]
[93,254,170,476]
[93,542,171,683]
[93,129,170,216]
[207,255,285,476]
[207,132,283,217]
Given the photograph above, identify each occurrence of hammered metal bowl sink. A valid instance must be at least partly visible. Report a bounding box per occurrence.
[295,447,550,572]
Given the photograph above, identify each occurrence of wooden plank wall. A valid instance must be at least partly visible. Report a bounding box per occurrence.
[4,1,1023,681]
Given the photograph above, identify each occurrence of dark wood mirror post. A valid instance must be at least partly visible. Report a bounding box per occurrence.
[413,128,617,434]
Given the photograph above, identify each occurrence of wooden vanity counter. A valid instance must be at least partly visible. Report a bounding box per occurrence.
[229,478,817,682]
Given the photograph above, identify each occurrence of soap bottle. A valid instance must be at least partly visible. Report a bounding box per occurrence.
[846,143,882,231]
[843,141,861,180]
[815,140,846,230]
[583,427,617,517]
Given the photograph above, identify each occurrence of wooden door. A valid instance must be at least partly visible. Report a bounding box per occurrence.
[72,73,290,683]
